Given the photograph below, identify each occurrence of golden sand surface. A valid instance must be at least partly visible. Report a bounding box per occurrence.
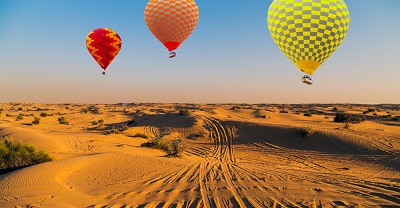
[0,103,399,207]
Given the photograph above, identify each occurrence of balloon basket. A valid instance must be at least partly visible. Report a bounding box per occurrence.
[302,75,313,85]
[169,51,177,58]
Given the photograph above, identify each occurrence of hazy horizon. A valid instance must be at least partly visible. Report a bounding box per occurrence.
[1,102,399,106]
[1,0,400,104]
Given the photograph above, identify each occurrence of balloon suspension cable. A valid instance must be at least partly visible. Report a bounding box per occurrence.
[169,51,177,58]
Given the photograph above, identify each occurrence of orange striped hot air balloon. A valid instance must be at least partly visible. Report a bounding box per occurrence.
[144,0,199,58]
[86,28,122,75]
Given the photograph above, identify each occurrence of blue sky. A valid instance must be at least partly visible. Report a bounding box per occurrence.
[0,0,399,103]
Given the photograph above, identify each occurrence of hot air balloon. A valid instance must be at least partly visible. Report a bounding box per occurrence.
[144,0,199,58]
[86,28,122,75]
[267,0,350,85]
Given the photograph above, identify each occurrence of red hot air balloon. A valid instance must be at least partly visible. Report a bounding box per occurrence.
[86,28,122,75]
[144,0,199,58]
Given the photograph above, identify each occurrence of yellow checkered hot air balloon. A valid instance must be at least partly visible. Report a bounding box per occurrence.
[267,0,350,85]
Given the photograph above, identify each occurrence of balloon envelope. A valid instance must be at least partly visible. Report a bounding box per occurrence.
[86,28,122,70]
[144,0,199,52]
[267,0,350,75]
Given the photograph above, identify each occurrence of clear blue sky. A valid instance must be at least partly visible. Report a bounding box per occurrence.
[1,0,399,104]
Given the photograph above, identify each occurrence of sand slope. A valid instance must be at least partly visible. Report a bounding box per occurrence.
[0,103,399,207]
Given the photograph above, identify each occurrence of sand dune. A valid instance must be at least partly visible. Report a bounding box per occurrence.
[0,103,399,207]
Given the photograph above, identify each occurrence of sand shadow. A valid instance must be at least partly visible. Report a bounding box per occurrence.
[225,120,389,155]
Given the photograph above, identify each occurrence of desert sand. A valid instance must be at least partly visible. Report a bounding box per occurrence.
[0,103,399,208]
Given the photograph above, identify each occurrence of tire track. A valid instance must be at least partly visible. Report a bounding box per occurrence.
[197,115,299,207]
[199,116,234,162]
[198,116,246,206]
[333,130,399,155]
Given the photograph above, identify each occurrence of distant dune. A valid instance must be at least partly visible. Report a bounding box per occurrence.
[0,103,399,207]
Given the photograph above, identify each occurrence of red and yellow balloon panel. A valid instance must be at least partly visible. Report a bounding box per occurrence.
[86,28,122,73]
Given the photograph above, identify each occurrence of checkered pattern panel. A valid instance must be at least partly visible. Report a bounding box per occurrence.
[86,28,122,70]
[267,0,350,65]
[144,0,199,51]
